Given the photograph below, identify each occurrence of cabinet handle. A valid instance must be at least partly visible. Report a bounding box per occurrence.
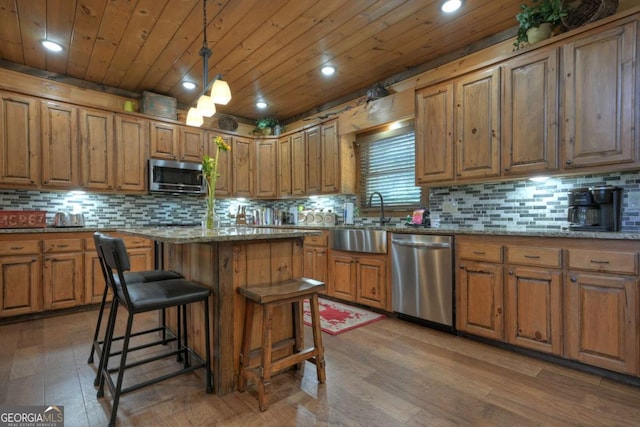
[31,258,37,263]
[10,246,24,250]
[566,159,572,165]
[508,270,514,275]
[472,251,485,255]
[570,276,577,282]
[524,255,540,259]
[56,244,69,248]
[459,265,465,270]
[589,259,610,265]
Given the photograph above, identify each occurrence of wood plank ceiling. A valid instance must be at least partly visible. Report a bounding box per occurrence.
[0,0,582,123]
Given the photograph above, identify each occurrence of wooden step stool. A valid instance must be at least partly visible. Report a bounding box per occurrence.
[237,277,327,411]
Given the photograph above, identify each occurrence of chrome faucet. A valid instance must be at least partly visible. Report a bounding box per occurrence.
[368,191,391,226]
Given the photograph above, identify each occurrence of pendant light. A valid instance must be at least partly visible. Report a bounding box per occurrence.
[186,0,232,127]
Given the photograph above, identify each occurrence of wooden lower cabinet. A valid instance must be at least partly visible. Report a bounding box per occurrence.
[43,238,84,310]
[0,254,41,317]
[505,266,562,355]
[565,271,639,375]
[303,231,328,288]
[328,250,388,310]
[457,260,504,340]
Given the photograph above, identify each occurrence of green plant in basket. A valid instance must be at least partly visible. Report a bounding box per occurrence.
[514,0,568,50]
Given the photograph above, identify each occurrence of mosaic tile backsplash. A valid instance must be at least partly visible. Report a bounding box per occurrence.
[0,171,639,231]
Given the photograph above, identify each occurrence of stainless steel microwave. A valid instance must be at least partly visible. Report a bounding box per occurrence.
[148,158,205,195]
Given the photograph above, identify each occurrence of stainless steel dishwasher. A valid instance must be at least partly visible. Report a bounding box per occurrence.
[391,233,454,332]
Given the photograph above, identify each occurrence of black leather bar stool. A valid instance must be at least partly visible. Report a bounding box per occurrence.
[96,234,212,427]
[87,232,183,371]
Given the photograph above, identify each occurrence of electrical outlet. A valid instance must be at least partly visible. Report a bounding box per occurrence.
[628,191,640,208]
[442,200,457,214]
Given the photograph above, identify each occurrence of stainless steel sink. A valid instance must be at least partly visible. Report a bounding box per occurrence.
[329,228,387,254]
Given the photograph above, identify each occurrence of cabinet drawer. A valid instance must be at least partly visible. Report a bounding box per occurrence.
[567,249,638,275]
[122,236,152,248]
[304,233,328,247]
[0,240,41,255]
[44,238,84,253]
[506,246,561,268]
[458,242,502,262]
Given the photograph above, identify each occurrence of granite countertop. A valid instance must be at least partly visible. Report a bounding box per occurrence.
[117,226,322,244]
[0,224,638,240]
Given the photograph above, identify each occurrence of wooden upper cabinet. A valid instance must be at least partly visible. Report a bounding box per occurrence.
[291,131,306,196]
[277,136,292,197]
[320,120,340,193]
[0,92,39,186]
[79,107,115,190]
[563,21,637,169]
[206,133,231,196]
[305,125,321,194]
[115,114,148,192]
[232,136,253,197]
[40,100,79,188]
[180,126,204,163]
[150,121,179,160]
[415,83,454,183]
[502,47,559,175]
[255,138,277,198]
[455,66,501,180]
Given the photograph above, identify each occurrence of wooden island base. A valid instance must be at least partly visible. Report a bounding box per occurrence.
[160,235,308,395]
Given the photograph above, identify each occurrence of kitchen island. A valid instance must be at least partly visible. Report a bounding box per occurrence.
[118,226,322,395]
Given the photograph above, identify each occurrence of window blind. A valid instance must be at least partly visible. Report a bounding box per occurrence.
[358,129,421,208]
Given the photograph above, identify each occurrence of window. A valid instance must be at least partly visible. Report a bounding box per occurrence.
[357,122,422,209]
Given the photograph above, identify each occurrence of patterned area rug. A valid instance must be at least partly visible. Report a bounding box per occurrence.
[303,298,386,335]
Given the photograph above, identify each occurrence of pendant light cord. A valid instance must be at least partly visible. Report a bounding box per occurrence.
[199,0,211,90]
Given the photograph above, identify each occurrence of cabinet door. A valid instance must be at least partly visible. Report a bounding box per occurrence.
[232,136,253,197]
[455,66,501,179]
[84,251,108,305]
[304,247,328,284]
[115,115,148,192]
[457,260,504,340]
[415,83,454,183]
[305,126,321,194]
[41,100,79,187]
[563,22,637,169]
[150,121,179,160]
[43,252,84,310]
[329,253,356,301]
[127,247,153,272]
[255,139,277,198]
[565,271,639,375]
[291,132,306,195]
[278,136,292,196]
[180,127,204,162]
[0,255,41,317]
[356,256,386,309]
[502,48,559,175]
[505,266,562,355]
[80,107,115,190]
[205,133,231,196]
[0,92,39,186]
[321,120,340,193]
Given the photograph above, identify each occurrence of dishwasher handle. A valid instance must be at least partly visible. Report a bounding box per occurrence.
[391,239,450,249]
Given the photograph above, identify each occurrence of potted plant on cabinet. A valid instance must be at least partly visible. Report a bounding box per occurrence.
[514,0,568,50]
[254,118,279,136]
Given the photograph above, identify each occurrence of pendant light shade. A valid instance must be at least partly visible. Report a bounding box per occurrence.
[186,107,204,127]
[196,95,216,117]
[210,79,232,105]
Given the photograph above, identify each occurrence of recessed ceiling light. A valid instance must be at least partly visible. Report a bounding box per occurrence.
[41,40,63,52]
[441,0,462,13]
[256,101,268,109]
[182,81,196,90]
[321,66,336,76]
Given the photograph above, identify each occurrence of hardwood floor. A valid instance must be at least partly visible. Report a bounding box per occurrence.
[1,307,640,426]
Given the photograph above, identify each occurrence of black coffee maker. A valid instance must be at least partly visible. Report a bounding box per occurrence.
[567,186,622,231]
